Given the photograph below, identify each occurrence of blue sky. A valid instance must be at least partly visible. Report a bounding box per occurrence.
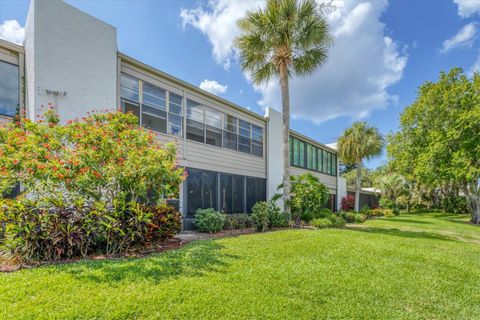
[1,0,479,168]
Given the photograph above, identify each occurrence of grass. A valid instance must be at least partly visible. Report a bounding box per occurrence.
[1,212,479,319]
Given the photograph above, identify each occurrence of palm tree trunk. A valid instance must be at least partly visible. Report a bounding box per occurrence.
[279,62,291,214]
[355,161,361,212]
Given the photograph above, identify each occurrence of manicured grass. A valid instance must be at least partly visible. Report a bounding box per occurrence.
[1,213,479,319]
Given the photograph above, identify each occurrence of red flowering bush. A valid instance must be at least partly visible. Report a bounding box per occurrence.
[0,109,184,261]
[341,195,355,211]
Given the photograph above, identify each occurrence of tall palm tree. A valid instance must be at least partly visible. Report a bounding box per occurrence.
[235,0,331,213]
[338,122,384,211]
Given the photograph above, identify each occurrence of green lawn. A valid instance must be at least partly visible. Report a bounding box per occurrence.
[1,213,479,319]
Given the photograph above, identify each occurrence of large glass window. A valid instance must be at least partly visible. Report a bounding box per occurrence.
[186,168,265,215]
[322,149,328,173]
[233,175,245,213]
[120,74,139,102]
[292,137,305,167]
[122,100,140,123]
[186,168,203,215]
[306,144,317,170]
[0,61,19,117]
[205,107,222,147]
[238,120,251,154]
[252,125,263,157]
[168,93,183,137]
[220,174,233,213]
[142,82,167,133]
[223,115,238,151]
[186,99,205,143]
[203,170,217,210]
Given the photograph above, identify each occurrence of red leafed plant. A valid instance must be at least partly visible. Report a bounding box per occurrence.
[341,195,355,211]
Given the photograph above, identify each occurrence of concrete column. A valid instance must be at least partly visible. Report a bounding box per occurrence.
[265,107,284,208]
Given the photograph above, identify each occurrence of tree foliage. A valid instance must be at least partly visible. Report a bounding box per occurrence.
[387,68,480,223]
[338,121,384,211]
[236,0,332,214]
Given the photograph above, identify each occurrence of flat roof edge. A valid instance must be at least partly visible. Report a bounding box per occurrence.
[0,39,24,53]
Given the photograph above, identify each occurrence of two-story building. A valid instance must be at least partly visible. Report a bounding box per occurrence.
[0,0,345,229]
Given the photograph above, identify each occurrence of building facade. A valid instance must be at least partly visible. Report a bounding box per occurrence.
[0,0,345,228]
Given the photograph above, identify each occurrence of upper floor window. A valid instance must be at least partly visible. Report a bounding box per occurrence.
[121,74,183,137]
[0,61,19,117]
[251,125,263,157]
[290,135,337,176]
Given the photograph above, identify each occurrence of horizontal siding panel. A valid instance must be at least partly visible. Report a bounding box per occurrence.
[183,141,266,178]
[290,166,337,192]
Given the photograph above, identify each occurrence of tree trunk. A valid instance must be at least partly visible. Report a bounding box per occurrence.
[463,184,479,225]
[279,62,291,215]
[355,160,361,212]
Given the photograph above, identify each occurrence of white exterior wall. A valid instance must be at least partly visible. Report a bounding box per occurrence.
[337,177,347,209]
[24,0,118,123]
[265,108,284,207]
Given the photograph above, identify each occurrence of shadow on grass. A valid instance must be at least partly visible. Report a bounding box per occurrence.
[348,227,455,242]
[58,240,238,284]
[385,218,432,225]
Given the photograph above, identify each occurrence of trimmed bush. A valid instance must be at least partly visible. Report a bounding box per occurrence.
[314,208,333,219]
[251,201,288,232]
[194,208,225,233]
[353,213,367,223]
[224,214,253,230]
[145,205,182,242]
[300,211,315,223]
[329,215,346,227]
[383,209,395,218]
[311,218,333,229]
[371,208,384,217]
[360,205,372,216]
[340,211,356,223]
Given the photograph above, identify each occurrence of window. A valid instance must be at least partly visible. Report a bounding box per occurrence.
[0,61,19,117]
[122,100,140,124]
[223,115,238,151]
[332,154,337,175]
[186,168,203,215]
[252,125,263,157]
[205,107,222,147]
[186,168,265,215]
[220,174,233,213]
[322,149,328,173]
[186,99,205,143]
[120,74,139,102]
[142,82,167,133]
[317,148,323,173]
[168,92,183,137]
[238,120,251,154]
[203,170,217,210]
[291,137,305,167]
[232,175,245,213]
[307,144,317,170]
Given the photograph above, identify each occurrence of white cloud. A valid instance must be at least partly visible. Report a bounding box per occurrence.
[199,79,228,95]
[441,22,477,53]
[181,0,407,123]
[470,51,480,75]
[0,20,24,45]
[181,0,263,70]
[453,0,480,18]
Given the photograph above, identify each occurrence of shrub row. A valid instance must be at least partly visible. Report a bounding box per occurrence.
[0,198,181,261]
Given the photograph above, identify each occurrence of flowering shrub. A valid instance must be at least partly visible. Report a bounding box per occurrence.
[0,109,184,260]
[341,195,355,211]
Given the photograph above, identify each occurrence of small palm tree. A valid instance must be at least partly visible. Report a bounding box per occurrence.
[338,122,384,211]
[236,0,331,213]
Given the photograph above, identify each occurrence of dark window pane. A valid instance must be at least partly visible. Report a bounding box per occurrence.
[206,126,222,147]
[307,144,317,170]
[203,171,217,210]
[252,125,263,142]
[246,177,257,213]
[317,148,322,172]
[143,104,166,118]
[238,136,251,154]
[142,112,166,133]
[333,154,337,175]
[220,174,233,213]
[168,114,182,137]
[0,61,19,117]
[187,168,203,215]
[223,131,237,151]
[322,149,328,173]
[233,175,245,213]
[224,114,237,132]
[256,178,266,204]
[122,100,140,124]
[186,119,205,143]
[252,141,263,157]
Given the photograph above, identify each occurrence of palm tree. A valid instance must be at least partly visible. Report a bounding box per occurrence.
[338,122,384,211]
[235,0,331,213]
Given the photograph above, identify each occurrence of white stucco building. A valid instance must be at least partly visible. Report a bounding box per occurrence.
[0,0,345,228]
